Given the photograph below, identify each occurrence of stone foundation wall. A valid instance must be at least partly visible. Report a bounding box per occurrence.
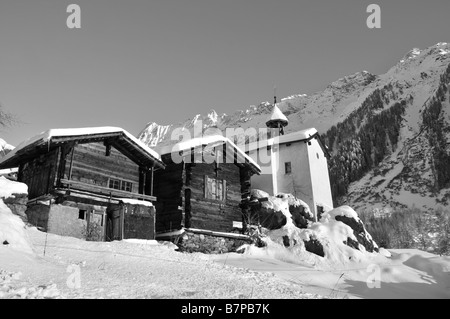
[26,204,50,230]
[178,231,250,254]
[47,204,88,240]
[3,193,28,223]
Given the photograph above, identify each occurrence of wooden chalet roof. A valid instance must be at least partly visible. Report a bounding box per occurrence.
[0,127,165,170]
[158,135,261,174]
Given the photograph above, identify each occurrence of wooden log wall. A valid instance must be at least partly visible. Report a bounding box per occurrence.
[20,149,59,199]
[239,167,253,232]
[187,162,242,232]
[152,162,183,232]
[64,142,140,193]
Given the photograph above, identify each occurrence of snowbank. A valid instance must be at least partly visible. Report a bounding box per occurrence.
[249,189,313,230]
[0,177,33,254]
[321,205,359,221]
[242,193,382,269]
[0,176,27,198]
[0,270,60,299]
[244,211,379,269]
[0,200,33,254]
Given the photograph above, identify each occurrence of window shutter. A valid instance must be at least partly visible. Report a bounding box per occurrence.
[204,175,212,199]
[217,180,222,200]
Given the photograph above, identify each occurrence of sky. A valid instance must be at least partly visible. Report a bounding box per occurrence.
[0,0,449,146]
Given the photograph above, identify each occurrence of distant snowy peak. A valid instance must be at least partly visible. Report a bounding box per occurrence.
[325,71,377,94]
[400,48,422,63]
[138,122,173,147]
[0,138,14,158]
[281,94,308,102]
[399,42,450,63]
[137,109,225,147]
[138,42,450,153]
[329,71,376,87]
[207,110,219,123]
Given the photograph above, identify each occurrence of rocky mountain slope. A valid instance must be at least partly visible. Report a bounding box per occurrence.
[138,42,450,213]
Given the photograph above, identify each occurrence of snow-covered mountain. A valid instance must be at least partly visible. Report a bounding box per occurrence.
[138,70,377,148]
[138,42,450,213]
[0,138,14,158]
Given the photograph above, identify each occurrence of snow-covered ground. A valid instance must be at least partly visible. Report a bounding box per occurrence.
[1,217,449,299]
[212,249,450,299]
[0,227,321,299]
[1,177,449,299]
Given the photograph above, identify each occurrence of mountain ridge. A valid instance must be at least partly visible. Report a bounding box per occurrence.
[137,42,450,212]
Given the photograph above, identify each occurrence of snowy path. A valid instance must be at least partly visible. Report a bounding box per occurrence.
[2,227,449,299]
[0,227,321,299]
[211,250,450,299]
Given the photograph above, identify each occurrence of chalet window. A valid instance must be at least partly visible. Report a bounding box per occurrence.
[109,179,120,190]
[108,178,133,192]
[121,181,133,192]
[79,210,86,220]
[285,162,292,174]
[204,175,226,202]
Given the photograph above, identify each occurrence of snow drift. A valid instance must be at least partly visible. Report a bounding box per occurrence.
[242,190,381,269]
[0,177,33,254]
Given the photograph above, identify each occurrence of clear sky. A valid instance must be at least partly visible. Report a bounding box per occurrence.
[0,0,449,146]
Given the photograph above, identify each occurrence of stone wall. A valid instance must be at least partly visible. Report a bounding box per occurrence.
[3,193,28,223]
[47,204,88,240]
[26,204,50,231]
[178,231,250,254]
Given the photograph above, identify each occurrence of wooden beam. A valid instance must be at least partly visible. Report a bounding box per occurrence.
[17,163,24,182]
[53,146,61,187]
[68,144,76,181]
[60,178,157,202]
[142,167,147,196]
[121,206,125,240]
[185,228,251,241]
[150,166,154,196]
[184,188,191,228]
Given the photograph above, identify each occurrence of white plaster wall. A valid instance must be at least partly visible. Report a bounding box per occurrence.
[248,149,274,195]
[275,142,315,214]
[306,138,334,216]
[270,145,280,194]
[248,137,333,222]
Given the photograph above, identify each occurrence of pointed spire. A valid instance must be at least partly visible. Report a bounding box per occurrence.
[274,85,277,106]
[266,87,288,135]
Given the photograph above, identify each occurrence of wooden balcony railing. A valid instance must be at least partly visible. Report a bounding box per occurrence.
[60,178,157,202]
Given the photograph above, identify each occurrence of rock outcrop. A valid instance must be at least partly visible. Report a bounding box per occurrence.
[247,190,379,261]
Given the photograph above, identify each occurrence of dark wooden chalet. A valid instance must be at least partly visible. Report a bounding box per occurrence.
[153,135,261,234]
[0,127,165,241]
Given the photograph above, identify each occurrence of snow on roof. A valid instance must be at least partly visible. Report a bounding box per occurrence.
[0,168,18,175]
[117,198,154,207]
[266,104,288,127]
[0,126,162,166]
[160,134,261,173]
[246,128,318,152]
